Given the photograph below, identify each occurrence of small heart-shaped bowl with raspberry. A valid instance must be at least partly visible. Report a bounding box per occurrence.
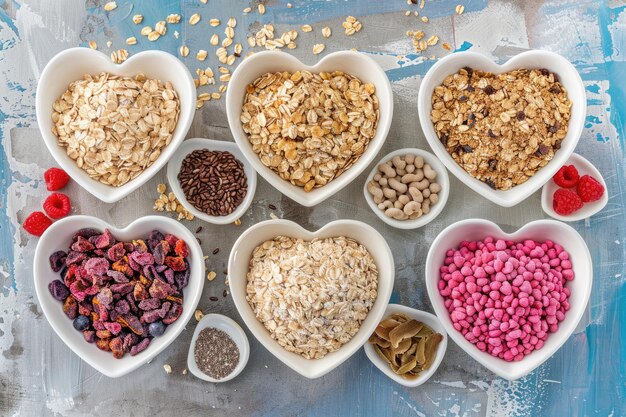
[541,153,608,222]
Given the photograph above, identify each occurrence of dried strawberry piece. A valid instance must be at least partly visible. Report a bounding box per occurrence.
[63,296,78,319]
[164,234,179,250]
[78,301,93,316]
[157,302,172,318]
[83,330,96,343]
[84,257,110,276]
[162,303,183,325]
[109,309,119,322]
[75,228,101,240]
[122,333,139,351]
[92,320,105,331]
[96,287,113,307]
[130,337,151,356]
[163,268,175,285]
[66,251,87,266]
[109,336,125,358]
[165,256,186,271]
[104,321,122,335]
[69,280,90,301]
[174,268,190,290]
[174,240,189,258]
[96,337,111,351]
[106,270,128,283]
[71,236,95,253]
[142,265,159,281]
[49,251,68,272]
[133,239,148,253]
[125,293,138,314]
[133,282,149,301]
[155,264,168,273]
[49,280,70,301]
[123,242,135,253]
[130,251,155,266]
[93,300,109,322]
[110,282,133,295]
[138,298,161,311]
[149,278,175,299]
[153,241,170,265]
[106,242,126,262]
[95,229,116,249]
[118,313,143,335]
[147,230,165,251]
[127,253,142,272]
[115,299,130,315]
[141,309,162,323]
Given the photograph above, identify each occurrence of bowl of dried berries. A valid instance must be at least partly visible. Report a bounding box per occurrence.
[166,138,257,225]
[417,50,586,207]
[36,47,196,203]
[33,215,204,378]
[226,50,393,207]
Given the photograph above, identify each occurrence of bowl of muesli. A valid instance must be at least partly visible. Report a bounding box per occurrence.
[228,219,395,378]
[226,50,393,207]
[417,50,586,207]
[36,47,196,203]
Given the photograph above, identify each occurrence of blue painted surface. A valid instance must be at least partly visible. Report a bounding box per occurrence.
[1,0,626,416]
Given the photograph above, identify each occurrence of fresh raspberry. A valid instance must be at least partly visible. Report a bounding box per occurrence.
[577,175,605,202]
[553,165,579,188]
[43,193,72,219]
[44,167,70,191]
[553,189,583,215]
[23,211,53,236]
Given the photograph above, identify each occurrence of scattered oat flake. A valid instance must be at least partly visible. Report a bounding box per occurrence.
[287,3,292,7]
[106,40,112,48]
[301,24,312,32]
[427,35,439,46]
[197,50,208,61]
[405,10,411,16]
[210,34,219,46]
[322,27,331,38]
[312,43,325,54]
[456,4,465,14]
[227,17,237,28]
[179,45,189,57]
[167,14,181,24]
[132,14,143,24]
[421,15,429,22]
[153,20,165,35]
[420,0,425,8]
[103,1,116,12]
[243,7,251,13]
[234,218,241,226]
[140,26,152,36]
[182,368,188,375]
[163,364,172,374]
[258,4,266,14]
[207,271,217,281]
[126,37,137,45]
[209,18,220,27]
[189,13,201,25]
[442,42,452,51]
[88,40,97,50]
[195,309,205,321]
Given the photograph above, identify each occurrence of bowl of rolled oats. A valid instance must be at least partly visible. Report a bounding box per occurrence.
[417,50,586,207]
[36,47,196,203]
[226,50,393,207]
[227,219,395,378]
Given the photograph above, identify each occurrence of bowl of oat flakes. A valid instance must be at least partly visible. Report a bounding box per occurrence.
[228,219,395,378]
[226,50,393,207]
[417,50,586,207]
[36,47,196,203]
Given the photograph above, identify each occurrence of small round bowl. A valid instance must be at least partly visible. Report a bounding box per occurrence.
[424,219,592,381]
[187,314,250,383]
[541,153,608,222]
[226,50,393,207]
[33,215,205,378]
[36,48,195,203]
[363,148,449,229]
[363,304,448,387]
[166,138,257,225]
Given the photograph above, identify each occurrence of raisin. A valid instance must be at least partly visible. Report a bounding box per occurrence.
[462,66,474,78]
[461,145,473,153]
[487,129,497,138]
[549,85,561,94]
[516,111,526,121]
[488,159,497,171]
[458,95,468,102]
[483,85,495,95]
[484,178,497,189]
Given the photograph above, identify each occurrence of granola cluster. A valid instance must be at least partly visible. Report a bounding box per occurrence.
[430,67,572,190]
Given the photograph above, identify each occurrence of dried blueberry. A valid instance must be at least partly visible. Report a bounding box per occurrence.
[49,251,67,272]
[148,321,166,337]
[487,129,497,138]
[48,280,70,301]
[73,315,91,331]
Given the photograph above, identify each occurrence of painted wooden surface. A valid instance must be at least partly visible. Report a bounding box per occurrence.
[0,1,624,416]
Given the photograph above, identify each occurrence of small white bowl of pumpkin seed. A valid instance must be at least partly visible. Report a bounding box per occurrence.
[363,304,448,387]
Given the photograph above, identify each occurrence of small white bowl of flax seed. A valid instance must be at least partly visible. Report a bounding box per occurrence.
[166,138,257,225]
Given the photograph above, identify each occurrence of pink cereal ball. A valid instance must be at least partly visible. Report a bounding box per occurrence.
[439,237,573,362]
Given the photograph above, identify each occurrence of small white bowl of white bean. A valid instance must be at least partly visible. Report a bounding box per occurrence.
[363,148,449,229]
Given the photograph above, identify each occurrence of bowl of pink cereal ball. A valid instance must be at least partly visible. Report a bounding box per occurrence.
[425,219,592,381]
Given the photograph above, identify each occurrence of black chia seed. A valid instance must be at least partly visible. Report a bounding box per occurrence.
[194,327,240,380]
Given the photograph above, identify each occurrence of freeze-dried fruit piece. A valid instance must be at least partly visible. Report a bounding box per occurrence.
[130,338,151,356]
[96,329,112,339]
[96,287,113,307]
[75,228,101,240]
[164,234,178,249]
[110,282,133,295]
[138,298,161,311]
[71,236,95,253]
[78,300,93,316]
[49,251,68,272]
[104,321,122,335]
[174,268,190,290]
[66,251,87,266]
[106,270,128,283]
[122,333,139,351]
[130,251,155,266]
[142,308,163,323]
[163,268,175,285]
[95,229,116,249]
[147,230,165,251]
[63,296,78,319]
[133,282,149,301]
[69,280,91,301]
[83,330,96,343]
[118,313,143,335]
[49,280,70,301]
[107,242,126,262]
[162,303,183,324]
[155,265,168,273]
[112,257,134,277]
[166,294,182,304]
[96,337,111,351]
[165,256,186,271]
[174,240,188,257]
[84,257,110,276]
[133,239,148,253]
[110,336,125,358]
[153,241,170,265]
[149,278,175,299]
[114,299,130,315]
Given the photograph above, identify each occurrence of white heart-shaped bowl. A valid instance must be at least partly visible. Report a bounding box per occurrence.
[363,304,448,387]
[36,48,196,203]
[228,219,395,378]
[417,50,586,207]
[166,138,257,225]
[33,215,205,378]
[226,51,393,207]
[425,219,592,380]
[541,153,609,222]
[363,148,450,229]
